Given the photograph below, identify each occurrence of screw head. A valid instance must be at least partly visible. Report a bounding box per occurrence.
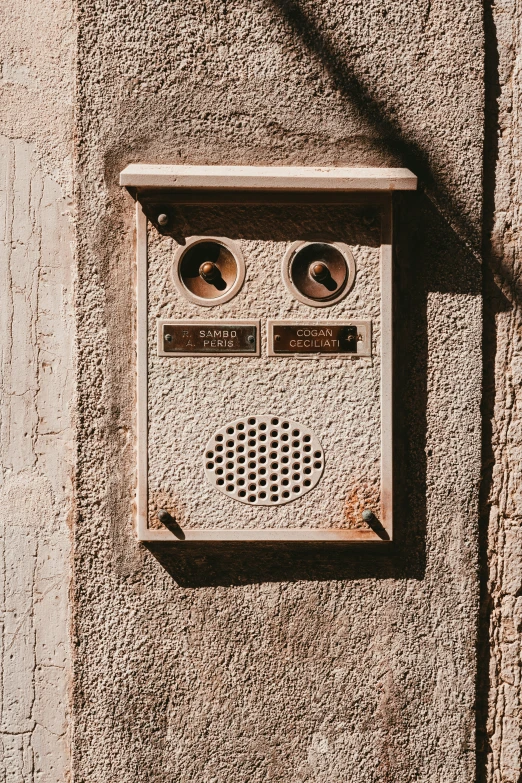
[247,334,255,344]
[165,333,173,343]
[158,508,173,524]
[157,213,169,226]
[362,509,374,523]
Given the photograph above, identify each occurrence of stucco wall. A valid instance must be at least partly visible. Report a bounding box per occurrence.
[479,1,522,781]
[2,0,521,781]
[74,1,484,781]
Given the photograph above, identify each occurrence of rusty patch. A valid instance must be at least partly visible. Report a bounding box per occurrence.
[343,482,381,528]
[148,489,179,530]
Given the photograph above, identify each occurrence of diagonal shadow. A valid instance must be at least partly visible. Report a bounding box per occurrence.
[264,0,522,306]
[262,3,510,782]
[476,1,506,780]
[265,0,482,256]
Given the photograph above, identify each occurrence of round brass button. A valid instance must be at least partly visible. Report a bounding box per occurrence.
[282,241,354,306]
[172,237,246,306]
[310,262,330,282]
[199,261,220,282]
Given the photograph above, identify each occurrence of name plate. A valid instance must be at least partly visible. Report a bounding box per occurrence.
[267,320,371,357]
[158,320,260,357]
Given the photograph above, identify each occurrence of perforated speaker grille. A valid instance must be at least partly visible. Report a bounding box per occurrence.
[204,415,324,506]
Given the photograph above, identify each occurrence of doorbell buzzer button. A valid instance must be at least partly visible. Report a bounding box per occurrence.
[172,236,246,306]
[282,241,356,307]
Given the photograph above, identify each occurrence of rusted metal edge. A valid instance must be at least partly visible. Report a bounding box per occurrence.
[138,528,390,543]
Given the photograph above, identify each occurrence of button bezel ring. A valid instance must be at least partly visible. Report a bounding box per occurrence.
[282,240,356,307]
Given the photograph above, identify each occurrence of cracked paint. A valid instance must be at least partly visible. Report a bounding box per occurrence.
[0,131,73,782]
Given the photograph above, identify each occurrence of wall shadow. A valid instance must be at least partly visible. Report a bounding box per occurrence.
[476,1,512,779]
[143,185,482,587]
[246,13,513,780]
[143,196,429,586]
[265,0,482,257]
[146,541,403,588]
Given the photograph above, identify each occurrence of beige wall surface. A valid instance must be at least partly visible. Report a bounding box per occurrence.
[74,1,483,782]
[479,1,522,781]
[0,0,521,781]
[0,0,75,780]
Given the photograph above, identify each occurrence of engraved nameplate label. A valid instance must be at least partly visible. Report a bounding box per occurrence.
[158,320,260,357]
[267,320,371,357]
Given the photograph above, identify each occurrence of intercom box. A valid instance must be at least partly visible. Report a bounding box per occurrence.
[121,165,417,542]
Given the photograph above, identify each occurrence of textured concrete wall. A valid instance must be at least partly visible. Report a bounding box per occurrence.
[5,0,522,781]
[0,0,75,779]
[479,1,522,781]
[74,2,484,782]
[4,0,522,783]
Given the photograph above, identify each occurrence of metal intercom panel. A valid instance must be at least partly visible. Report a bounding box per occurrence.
[121,165,417,543]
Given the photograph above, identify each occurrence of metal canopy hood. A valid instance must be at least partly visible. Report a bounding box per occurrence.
[120,164,417,192]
